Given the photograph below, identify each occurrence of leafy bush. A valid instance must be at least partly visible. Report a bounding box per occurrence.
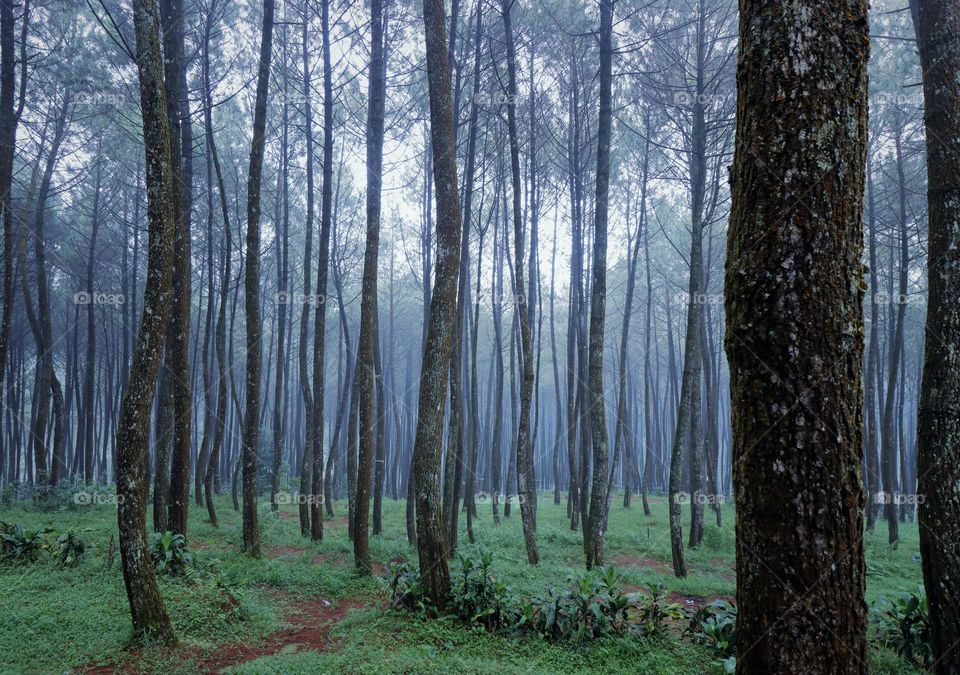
[388,551,740,653]
[0,521,52,561]
[515,568,631,642]
[872,588,932,668]
[634,582,685,636]
[686,599,736,656]
[55,530,87,567]
[149,531,193,577]
[449,550,512,630]
[388,561,433,614]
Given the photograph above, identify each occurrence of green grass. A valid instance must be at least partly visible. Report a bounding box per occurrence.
[0,492,923,673]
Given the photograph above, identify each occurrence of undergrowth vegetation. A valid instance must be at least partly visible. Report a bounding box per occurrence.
[0,494,927,673]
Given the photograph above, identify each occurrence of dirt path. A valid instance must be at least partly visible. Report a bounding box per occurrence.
[190,595,368,672]
[78,593,373,674]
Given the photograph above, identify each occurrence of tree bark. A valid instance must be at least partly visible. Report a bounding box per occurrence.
[500,0,538,565]
[724,0,869,670]
[241,0,275,556]
[584,0,614,570]
[354,0,385,575]
[160,0,193,538]
[116,0,178,643]
[913,0,960,669]
[411,0,464,607]
[310,0,334,542]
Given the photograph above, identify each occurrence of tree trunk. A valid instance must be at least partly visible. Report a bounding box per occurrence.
[354,0,385,574]
[116,0,177,643]
[913,0,960,668]
[724,0,869,669]
[411,0,463,607]
[0,0,17,444]
[241,0,275,556]
[310,0,334,542]
[296,1,316,537]
[500,0,538,565]
[160,0,193,538]
[584,0,614,570]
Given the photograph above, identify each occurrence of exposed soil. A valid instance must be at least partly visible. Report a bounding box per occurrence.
[263,546,310,559]
[190,595,369,672]
[78,593,373,674]
[611,553,675,575]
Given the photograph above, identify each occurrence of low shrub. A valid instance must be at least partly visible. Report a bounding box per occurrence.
[634,581,685,637]
[872,588,932,668]
[54,530,88,567]
[0,521,52,561]
[390,552,664,644]
[149,531,194,577]
[685,598,736,656]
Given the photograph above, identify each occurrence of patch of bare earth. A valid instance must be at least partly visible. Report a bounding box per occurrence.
[191,595,370,672]
[78,594,373,674]
[263,546,310,559]
[611,553,674,575]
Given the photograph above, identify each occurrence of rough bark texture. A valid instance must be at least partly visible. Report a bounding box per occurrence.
[0,0,15,439]
[160,0,193,539]
[913,0,960,670]
[584,0,614,570]
[354,0,385,575]
[501,0,538,566]
[241,0,275,557]
[116,0,177,643]
[202,0,232,528]
[724,1,870,672]
[410,0,463,607]
[310,0,334,542]
[297,5,315,537]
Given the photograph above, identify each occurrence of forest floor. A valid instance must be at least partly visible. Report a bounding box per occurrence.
[0,493,923,674]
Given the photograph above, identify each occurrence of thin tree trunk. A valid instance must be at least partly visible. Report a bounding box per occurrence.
[584,0,614,570]
[241,0,275,556]
[354,0,385,574]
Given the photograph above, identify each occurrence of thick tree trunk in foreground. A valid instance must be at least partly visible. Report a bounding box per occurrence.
[584,0,614,570]
[116,0,177,644]
[354,0,385,575]
[241,0,275,556]
[411,0,463,607]
[913,0,960,669]
[724,1,869,671]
